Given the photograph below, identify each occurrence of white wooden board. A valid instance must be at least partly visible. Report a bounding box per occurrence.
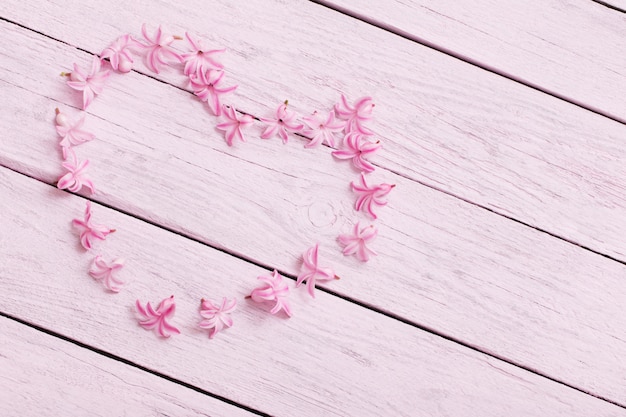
[0,18,625,403]
[0,167,623,416]
[313,0,626,122]
[3,0,625,264]
[0,317,257,417]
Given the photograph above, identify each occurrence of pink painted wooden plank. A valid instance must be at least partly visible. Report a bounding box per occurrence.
[0,318,256,417]
[3,0,625,264]
[1,20,625,403]
[0,167,623,416]
[314,0,626,122]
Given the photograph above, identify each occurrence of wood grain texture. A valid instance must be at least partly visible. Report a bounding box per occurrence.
[1,19,625,403]
[3,0,625,264]
[314,0,626,122]
[0,317,256,417]
[1,167,623,417]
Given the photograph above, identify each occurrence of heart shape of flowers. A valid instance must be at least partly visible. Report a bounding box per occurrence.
[54,24,395,339]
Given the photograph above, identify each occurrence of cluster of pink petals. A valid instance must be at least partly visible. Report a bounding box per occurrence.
[136,296,181,338]
[89,255,124,292]
[216,105,254,146]
[190,69,237,116]
[351,173,395,219]
[57,150,96,194]
[67,56,110,110]
[302,110,345,148]
[55,109,95,159]
[296,243,338,298]
[260,102,304,144]
[182,32,225,77]
[249,270,292,317]
[71,201,115,250]
[332,132,381,172]
[334,95,375,135]
[101,34,143,73]
[198,297,237,339]
[139,24,183,73]
[338,223,378,262]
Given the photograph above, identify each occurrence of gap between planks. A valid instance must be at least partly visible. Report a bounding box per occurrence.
[0,312,268,416]
[1,148,624,411]
[0,315,263,417]
[1,166,624,416]
[308,0,626,124]
[3,0,624,265]
[1,2,624,406]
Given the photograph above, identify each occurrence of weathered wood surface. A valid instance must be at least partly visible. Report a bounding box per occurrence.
[1,9,626,404]
[313,0,626,122]
[0,317,256,417]
[0,167,623,417]
[3,0,626,264]
[2,0,626,415]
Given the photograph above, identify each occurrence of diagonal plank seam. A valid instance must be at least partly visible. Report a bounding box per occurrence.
[3,163,625,410]
[0,311,272,417]
[3,15,624,270]
[307,0,626,125]
[592,0,626,13]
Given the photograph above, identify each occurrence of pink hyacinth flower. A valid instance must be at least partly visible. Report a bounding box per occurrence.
[66,56,110,110]
[260,102,304,144]
[332,132,381,173]
[139,24,183,74]
[57,149,96,194]
[351,173,395,219]
[89,255,124,292]
[338,223,378,262]
[198,297,237,339]
[334,94,375,135]
[189,69,237,116]
[55,109,95,160]
[71,201,115,250]
[101,34,143,73]
[216,105,254,146]
[302,110,345,148]
[136,295,180,338]
[296,243,338,298]
[249,270,292,317]
[182,32,225,77]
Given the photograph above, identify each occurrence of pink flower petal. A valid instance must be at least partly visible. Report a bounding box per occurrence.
[136,295,180,338]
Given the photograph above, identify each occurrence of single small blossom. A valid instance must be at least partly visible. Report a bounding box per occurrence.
[189,69,237,116]
[101,34,143,73]
[338,223,378,262]
[198,297,237,339]
[332,132,381,173]
[89,255,125,292]
[57,149,96,194]
[136,295,180,338]
[302,110,345,148]
[182,32,225,77]
[351,173,395,219]
[71,201,115,250]
[248,270,292,317]
[55,108,95,159]
[296,243,338,298]
[334,95,375,135]
[139,24,183,73]
[260,101,304,144]
[216,105,254,146]
[66,56,110,109]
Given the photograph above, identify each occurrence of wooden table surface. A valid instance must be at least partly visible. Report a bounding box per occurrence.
[1,1,625,416]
